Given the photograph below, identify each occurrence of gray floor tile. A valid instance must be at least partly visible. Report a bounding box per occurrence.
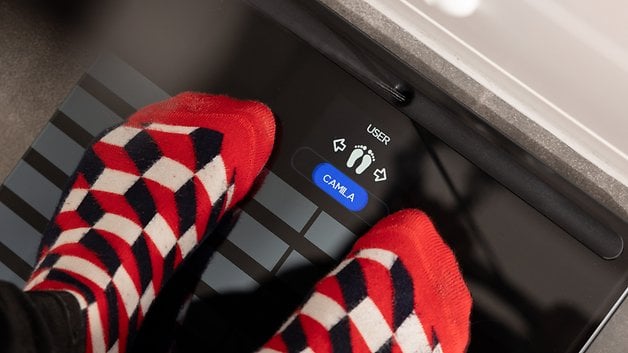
[3,161,61,219]
[32,124,84,175]
[59,87,122,136]
[277,250,312,277]
[0,261,25,287]
[201,253,258,294]
[254,172,317,232]
[304,211,356,259]
[228,212,289,271]
[0,203,40,265]
[88,54,170,109]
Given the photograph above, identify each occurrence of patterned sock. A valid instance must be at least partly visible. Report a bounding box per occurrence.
[259,209,472,353]
[24,92,276,353]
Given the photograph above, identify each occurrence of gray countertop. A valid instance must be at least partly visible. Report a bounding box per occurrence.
[314,0,628,352]
[317,0,628,223]
[0,0,94,183]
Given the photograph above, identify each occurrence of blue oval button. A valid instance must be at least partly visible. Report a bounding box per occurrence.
[312,163,368,212]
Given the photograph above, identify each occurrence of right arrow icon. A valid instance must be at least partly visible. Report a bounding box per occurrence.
[373,168,387,182]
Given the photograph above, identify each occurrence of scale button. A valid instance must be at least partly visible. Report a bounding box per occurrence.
[312,163,368,212]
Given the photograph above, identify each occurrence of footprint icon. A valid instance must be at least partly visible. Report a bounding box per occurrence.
[346,145,375,175]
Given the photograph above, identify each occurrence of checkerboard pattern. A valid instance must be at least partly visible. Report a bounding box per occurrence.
[258,210,472,353]
[23,93,276,353]
[260,249,441,353]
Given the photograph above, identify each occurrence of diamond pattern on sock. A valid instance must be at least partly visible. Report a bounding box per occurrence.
[124,179,157,227]
[190,127,223,170]
[91,169,140,195]
[76,193,106,226]
[25,92,276,353]
[262,254,442,353]
[99,126,142,148]
[349,296,394,352]
[61,189,90,213]
[143,157,194,192]
[26,123,232,353]
[259,210,472,353]
[81,148,106,187]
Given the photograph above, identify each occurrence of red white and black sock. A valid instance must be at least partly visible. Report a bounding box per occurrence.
[259,209,472,353]
[24,92,276,353]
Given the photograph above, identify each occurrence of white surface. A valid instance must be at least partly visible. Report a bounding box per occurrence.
[363,0,628,187]
[424,0,480,17]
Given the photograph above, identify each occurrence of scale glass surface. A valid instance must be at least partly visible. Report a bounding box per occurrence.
[0,1,626,352]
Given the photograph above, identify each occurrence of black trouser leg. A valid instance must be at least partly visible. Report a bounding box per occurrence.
[0,281,84,353]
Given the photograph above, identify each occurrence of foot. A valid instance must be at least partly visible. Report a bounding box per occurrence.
[24,92,276,353]
[259,209,472,353]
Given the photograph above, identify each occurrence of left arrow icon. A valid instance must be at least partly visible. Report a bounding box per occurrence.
[333,138,346,152]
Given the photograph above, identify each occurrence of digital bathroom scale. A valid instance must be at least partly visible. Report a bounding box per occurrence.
[0,1,627,352]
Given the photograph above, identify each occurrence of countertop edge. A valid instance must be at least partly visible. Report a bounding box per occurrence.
[316,0,628,222]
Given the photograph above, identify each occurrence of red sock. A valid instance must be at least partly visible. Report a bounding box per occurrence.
[259,209,472,353]
[24,92,275,353]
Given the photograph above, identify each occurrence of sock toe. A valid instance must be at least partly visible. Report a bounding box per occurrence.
[259,209,472,353]
[353,209,472,353]
[126,92,276,206]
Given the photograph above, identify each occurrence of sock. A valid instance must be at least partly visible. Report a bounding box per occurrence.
[259,209,472,353]
[24,92,276,353]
